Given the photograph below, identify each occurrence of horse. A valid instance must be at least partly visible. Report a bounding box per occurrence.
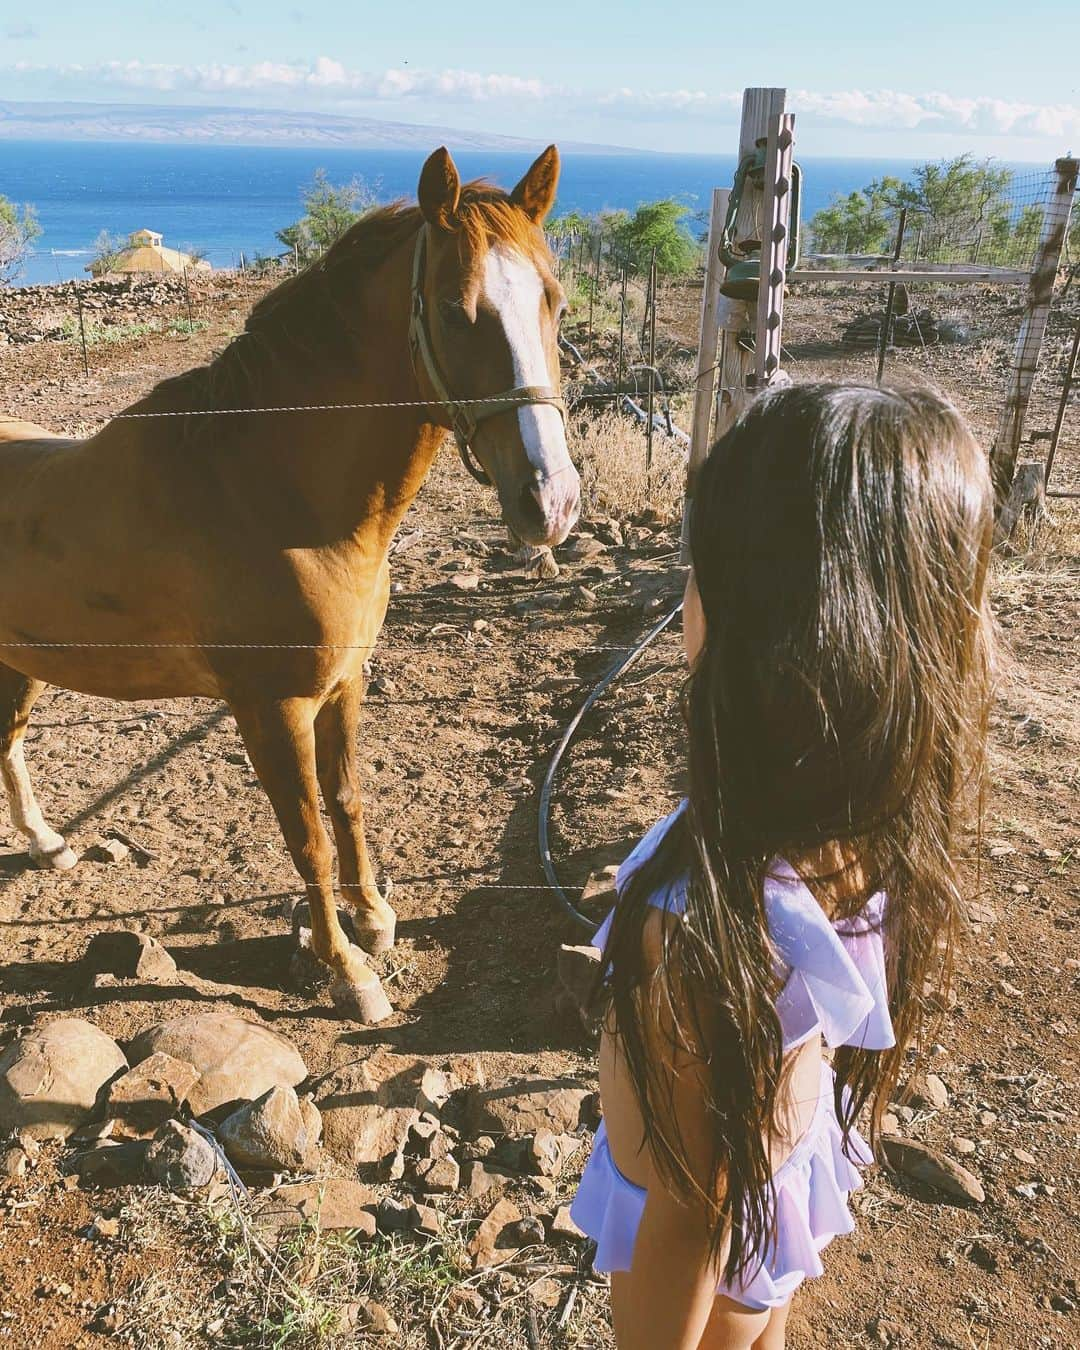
[0,145,580,1023]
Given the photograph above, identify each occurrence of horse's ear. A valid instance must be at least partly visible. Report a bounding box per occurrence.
[511,145,560,223]
[418,147,462,231]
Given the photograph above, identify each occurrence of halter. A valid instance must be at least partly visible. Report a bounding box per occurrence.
[407,226,566,485]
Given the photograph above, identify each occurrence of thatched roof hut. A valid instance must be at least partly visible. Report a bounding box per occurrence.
[87,229,212,277]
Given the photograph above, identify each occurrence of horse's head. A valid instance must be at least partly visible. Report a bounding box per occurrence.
[412,145,580,548]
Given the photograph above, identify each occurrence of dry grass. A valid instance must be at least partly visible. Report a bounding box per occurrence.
[572,410,687,522]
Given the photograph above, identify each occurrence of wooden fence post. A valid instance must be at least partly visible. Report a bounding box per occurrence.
[990,156,1079,509]
[755,110,796,388]
[681,187,728,559]
[713,88,786,446]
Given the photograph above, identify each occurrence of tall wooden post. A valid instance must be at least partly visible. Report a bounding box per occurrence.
[681,188,729,559]
[755,111,796,387]
[713,88,786,445]
[990,156,1079,509]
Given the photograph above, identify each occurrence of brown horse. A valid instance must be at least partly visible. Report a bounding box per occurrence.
[0,145,579,1022]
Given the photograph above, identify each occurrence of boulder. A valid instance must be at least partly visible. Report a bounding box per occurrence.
[218,1085,312,1172]
[83,931,177,983]
[549,1204,584,1240]
[881,1136,985,1204]
[104,1052,201,1134]
[910,1073,950,1112]
[146,1120,219,1190]
[526,1129,583,1178]
[414,1154,460,1194]
[256,1179,378,1236]
[461,1160,513,1199]
[464,1080,593,1138]
[127,1013,307,1115]
[0,1019,127,1140]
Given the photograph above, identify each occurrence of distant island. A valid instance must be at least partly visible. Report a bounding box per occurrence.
[0,99,635,155]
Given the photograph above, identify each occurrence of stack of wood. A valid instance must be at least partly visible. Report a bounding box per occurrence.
[841,284,942,349]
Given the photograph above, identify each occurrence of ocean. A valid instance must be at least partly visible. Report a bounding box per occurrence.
[0,140,1021,287]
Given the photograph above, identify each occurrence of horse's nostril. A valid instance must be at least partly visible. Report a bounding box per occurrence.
[518,481,547,531]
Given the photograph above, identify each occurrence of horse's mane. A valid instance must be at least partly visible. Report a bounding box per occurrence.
[132,182,546,422]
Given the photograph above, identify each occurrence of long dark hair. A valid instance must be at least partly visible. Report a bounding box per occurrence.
[603,382,995,1282]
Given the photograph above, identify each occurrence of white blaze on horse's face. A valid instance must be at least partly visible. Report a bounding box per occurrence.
[481,245,580,547]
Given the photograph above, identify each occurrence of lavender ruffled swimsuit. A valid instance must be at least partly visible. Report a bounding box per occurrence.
[570,802,894,1311]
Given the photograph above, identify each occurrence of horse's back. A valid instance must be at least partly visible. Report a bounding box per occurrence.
[0,417,73,448]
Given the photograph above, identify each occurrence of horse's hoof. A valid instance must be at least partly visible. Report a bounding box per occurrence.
[30,841,78,872]
[354,916,396,956]
[329,970,392,1024]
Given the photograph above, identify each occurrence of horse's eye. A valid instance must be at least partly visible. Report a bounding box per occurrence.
[440,299,472,329]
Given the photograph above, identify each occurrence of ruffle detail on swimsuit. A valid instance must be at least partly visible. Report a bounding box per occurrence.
[570,1064,873,1311]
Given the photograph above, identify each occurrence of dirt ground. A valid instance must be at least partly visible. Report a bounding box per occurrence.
[0,272,1077,1349]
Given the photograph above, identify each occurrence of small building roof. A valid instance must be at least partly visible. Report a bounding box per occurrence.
[85,230,212,277]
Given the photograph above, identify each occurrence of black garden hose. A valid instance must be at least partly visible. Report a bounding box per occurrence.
[537,601,684,934]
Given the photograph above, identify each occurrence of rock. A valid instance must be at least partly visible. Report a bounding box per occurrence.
[467,1197,523,1269]
[414,1154,459,1194]
[74,1141,150,1187]
[104,1053,201,1133]
[298,1096,322,1155]
[1013,1148,1038,1167]
[218,1085,312,1172]
[146,1120,219,1190]
[82,838,131,865]
[509,1215,546,1246]
[527,1130,582,1178]
[881,1136,985,1204]
[880,1111,900,1134]
[0,1018,127,1141]
[562,535,607,562]
[88,1215,121,1240]
[314,1052,458,1172]
[358,1300,398,1336]
[447,573,480,591]
[256,1179,378,1236]
[376,1197,416,1234]
[549,1204,584,1240]
[1,1146,28,1178]
[461,1160,512,1199]
[952,1137,977,1156]
[128,1013,307,1115]
[413,1204,440,1238]
[464,1080,592,1138]
[83,930,177,983]
[911,1073,950,1111]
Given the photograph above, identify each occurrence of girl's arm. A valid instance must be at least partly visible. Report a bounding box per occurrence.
[610,912,727,1350]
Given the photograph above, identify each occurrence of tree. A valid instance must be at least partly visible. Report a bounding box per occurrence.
[887,155,1012,260]
[89,229,127,277]
[276,170,379,263]
[809,179,903,254]
[0,196,41,285]
[607,199,699,276]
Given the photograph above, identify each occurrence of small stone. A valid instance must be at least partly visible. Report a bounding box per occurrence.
[990,952,1014,969]
[358,1300,398,1336]
[562,534,607,562]
[415,1154,460,1194]
[83,930,177,983]
[376,1196,416,1234]
[549,1205,584,1240]
[0,1147,28,1178]
[911,1074,950,1111]
[468,1197,523,1269]
[414,1204,440,1237]
[447,573,480,591]
[219,1085,312,1172]
[88,1215,121,1240]
[104,1052,201,1133]
[526,1129,582,1178]
[509,1215,546,1246]
[978,1110,998,1128]
[82,838,130,865]
[146,1120,218,1191]
[880,1112,900,1134]
[580,865,619,907]
[1000,981,1023,998]
[1014,1183,1039,1200]
[461,1160,512,1199]
[952,1137,977,1156]
[1013,1148,1038,1167]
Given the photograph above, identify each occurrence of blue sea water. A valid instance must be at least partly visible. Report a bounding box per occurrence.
[0,140,963,286]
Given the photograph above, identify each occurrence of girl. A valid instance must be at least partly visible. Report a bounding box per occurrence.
[571,382,995,1349]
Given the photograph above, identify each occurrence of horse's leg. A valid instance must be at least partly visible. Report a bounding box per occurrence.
[0,665,77,870]
[314,683,397,954]
[230,695,391,1023]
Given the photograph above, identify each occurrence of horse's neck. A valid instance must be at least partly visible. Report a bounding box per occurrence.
[187,230,443,550]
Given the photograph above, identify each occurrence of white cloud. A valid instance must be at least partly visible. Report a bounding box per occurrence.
[6,59,1079,141]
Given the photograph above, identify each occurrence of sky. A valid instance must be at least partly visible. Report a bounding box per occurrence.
[2,0,1078,159]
